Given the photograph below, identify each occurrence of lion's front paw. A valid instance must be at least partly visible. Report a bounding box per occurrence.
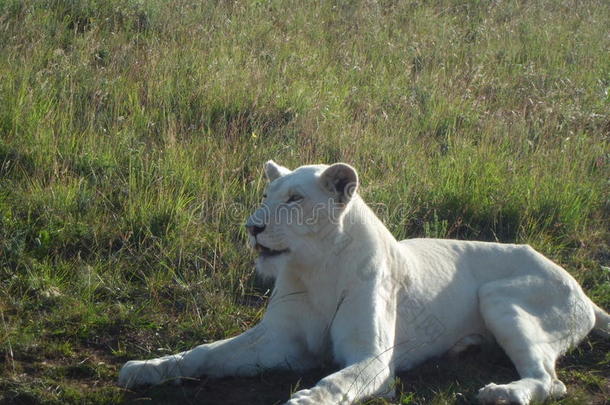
[286,389,314,405]
[286,388,334,405]
[118,358,181,388]
[477,383,530,405]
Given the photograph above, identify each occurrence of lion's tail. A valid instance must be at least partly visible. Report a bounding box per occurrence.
[591,301,610,338]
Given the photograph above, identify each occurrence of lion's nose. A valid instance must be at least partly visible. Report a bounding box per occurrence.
[246,225,265,236]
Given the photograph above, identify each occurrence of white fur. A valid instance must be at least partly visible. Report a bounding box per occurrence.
[119,161,609,404]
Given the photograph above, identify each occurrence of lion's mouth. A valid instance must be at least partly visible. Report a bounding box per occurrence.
[255,243,289,258]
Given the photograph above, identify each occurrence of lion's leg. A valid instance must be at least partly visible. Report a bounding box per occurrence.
[118,323,314,388]
[287,282,397,404]
[287,357,394,405]
[476,277,594,404]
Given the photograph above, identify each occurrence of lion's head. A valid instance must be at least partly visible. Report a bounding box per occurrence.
[245,160,359,278]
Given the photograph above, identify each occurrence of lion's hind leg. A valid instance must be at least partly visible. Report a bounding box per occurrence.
[476,276,595,405]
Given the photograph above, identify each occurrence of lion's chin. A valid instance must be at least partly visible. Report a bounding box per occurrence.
[255,243,289,259]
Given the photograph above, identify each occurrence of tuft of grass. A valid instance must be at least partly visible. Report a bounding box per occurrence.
[1,0,608,404]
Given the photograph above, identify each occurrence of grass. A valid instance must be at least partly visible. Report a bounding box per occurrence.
[0,0,609,403]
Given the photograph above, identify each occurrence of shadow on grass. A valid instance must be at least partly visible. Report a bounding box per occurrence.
[121,368,331,405]
[120,336,609,405]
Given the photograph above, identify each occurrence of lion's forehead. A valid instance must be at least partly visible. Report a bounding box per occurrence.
[267,165,327,196]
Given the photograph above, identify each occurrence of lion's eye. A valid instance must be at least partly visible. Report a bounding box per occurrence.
[286,194,303,203]
[262,193,267,199]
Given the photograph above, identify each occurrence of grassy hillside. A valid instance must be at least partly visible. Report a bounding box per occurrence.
[1,0,608,403]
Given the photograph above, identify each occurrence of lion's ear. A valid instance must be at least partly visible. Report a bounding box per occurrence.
[264,160,291,182]
[319,163,359,204]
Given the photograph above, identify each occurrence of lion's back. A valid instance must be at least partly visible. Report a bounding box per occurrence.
[398,238,567,284]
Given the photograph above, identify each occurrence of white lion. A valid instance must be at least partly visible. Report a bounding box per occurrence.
[119,161,609,404]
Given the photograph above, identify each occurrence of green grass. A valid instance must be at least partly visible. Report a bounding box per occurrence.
[1,0,609,403]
